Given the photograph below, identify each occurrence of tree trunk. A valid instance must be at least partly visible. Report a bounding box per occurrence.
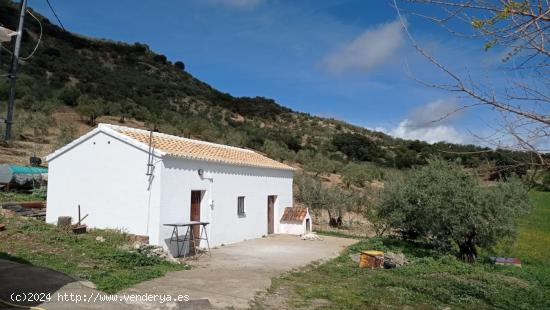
[458,234,477,263]
[327,209,338,227]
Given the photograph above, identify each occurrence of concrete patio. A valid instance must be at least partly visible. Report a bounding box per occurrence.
[122,234,356,309]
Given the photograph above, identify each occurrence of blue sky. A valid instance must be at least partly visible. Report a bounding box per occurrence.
[27,0,507,145]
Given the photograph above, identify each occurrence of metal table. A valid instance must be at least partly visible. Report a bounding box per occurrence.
[163,222,210,258]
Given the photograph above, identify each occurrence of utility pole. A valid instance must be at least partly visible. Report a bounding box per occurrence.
[0,23,3,66]
[4,0,28,142]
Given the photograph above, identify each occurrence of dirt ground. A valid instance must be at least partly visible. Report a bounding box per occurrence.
[311,210,376,238]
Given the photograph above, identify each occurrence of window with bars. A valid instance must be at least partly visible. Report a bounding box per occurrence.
[237,196,245,216]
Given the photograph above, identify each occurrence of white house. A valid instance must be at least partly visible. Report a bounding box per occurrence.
[278,207,312,235]
[45,123,295,252]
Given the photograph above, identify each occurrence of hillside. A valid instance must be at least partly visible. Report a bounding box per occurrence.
[0,0,537,179]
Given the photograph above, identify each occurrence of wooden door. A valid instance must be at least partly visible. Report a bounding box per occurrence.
[267,195,275,234]
[190,191,202,248]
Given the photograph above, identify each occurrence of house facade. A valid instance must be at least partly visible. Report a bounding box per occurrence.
[46,124,294,250]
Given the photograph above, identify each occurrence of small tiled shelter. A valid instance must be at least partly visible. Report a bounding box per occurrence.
[46,123,294,252]
[279,207,312,235]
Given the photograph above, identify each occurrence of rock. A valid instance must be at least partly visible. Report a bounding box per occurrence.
[78,280,97,289]
[383,260,396,269]
[149,246,180,263]
[132,243,180,264]
[301,232,322,241]
[310,298,331,308]
[384,252,408,267]
[0,208,15,217]
[95,236,105,242]
[151,246,166,257]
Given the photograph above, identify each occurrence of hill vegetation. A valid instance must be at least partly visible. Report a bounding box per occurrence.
[0,0,548,221]
[0,2,540,160]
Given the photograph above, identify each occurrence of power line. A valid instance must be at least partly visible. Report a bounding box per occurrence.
[0,10,42,67]
[45,0,65,31]
[20,10,42,60]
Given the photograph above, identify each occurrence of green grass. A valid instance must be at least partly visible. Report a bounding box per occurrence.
[0,215,186,293]
[315,229,364,239]
[253,191,550,309]
[0,191,46,203]
[510,191,550,264]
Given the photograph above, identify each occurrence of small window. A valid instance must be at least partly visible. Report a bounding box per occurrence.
[237,196,245,216]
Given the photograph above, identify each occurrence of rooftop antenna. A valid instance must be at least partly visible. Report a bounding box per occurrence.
[146,128,154,176]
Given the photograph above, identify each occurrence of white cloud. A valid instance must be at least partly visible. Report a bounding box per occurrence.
[322,19,404,74]
[206,0,262,9]
[386,99,465,144]
[391,120,464,144]
[407,98,461,127]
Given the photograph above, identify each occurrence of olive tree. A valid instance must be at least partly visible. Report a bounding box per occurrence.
[294,174,353,227]
[76,95,105,126]
[375,158,531,262]
[342,163,370,188]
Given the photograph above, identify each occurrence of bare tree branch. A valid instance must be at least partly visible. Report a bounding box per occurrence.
[393,0,549,166]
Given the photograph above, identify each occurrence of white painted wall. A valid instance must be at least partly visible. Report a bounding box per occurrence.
[158,157,294,249]
[46,131,162,243]
[279,210,312,235]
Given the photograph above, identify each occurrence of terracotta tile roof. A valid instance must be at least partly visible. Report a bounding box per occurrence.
[281,207,308,223]
[103,124,294,171]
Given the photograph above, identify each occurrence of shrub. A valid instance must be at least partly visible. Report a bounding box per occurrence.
[76,95,105,126]
[2,110,52,140]
[262,140,294,162]
[31,187,47,200]
[56,124,77,148]
[342,163,374,187]
[393,147,422,168]
[32,115,50,136]
[294,149,315,165]
[332,133,385,162]
[374,158,531,262]
[103,248,162,268]
[58,87,81,106]
[153,54,167,64]
[174,61,185,71]
[304,153,341,176]
[543,172,550,190]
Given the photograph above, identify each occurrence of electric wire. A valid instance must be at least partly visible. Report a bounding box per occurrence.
[20,10,42,60]
[0,10,43,61]
[45,0,65,31]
